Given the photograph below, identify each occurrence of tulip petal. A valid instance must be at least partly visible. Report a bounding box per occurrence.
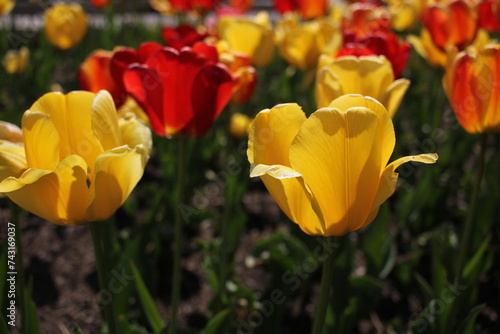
[250,163,326,235]
[91,90,122,151]
[315,66,342,108]
[29,91,103,167]
[123,64,166,136]
[86,145,148,222]
[328,94,395,165]
[0,141,27,181]
[190,64,234,137]
[379,78,410,118]
[119,115,153,156]
[0,155,89,225]
[22,111,60,171]
[330,56,394,99]
[247,103,307,166]
[290,96,395,235]
[0,121,23,142]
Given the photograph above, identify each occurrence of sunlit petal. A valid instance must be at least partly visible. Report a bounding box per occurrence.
[0,155,89,225]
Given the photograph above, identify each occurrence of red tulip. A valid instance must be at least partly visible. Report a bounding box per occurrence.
[90,0,112,8]
[338,31,411,78]
[274,0,327,19]
[477,0,500,32]
[123,43,234,138]
[162,24,209,50]
[109,42,163,92]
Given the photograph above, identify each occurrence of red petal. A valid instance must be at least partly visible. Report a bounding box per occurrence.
[190,64,234,137]
[123,64,166,136]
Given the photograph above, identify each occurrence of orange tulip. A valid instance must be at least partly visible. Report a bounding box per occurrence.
[421,0,478,51]
[443,43,500,133]
[79,49,127,108]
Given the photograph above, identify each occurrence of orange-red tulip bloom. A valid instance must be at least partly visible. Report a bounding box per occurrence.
[79,49,127,108]
[274,0,328,19]
[421,0,478,51]
[443,44,500,133]
[123,43,234,138]
[162,24,209,50]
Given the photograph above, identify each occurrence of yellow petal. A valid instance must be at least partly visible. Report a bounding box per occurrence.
[0,155,89,225]
[290,96,395,236]
[315,66,343,108]
[327,94,395,166]
[119,115,153,157]
[247,103,306,166]
[91,90,122,151]
[29,91,103,169]
[22,111,60,171]
[0,121,23,142]
[0,141,27,180]
[330,56,394,99]
[250,163,326,235]
[378,78,410,118]
[86,145,148,222]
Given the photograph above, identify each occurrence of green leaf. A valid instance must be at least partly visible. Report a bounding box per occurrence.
[414,272,434,300]
[129,262,165,334]
[462,236,492,284]
[199,309,231,334]
[455,304,485,334]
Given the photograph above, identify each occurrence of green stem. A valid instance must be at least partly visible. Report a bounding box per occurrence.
[11,204,28,333]
[311,236,338,334]
[168,138,187,334]
[455,133,488,282]
[89,221,118,334]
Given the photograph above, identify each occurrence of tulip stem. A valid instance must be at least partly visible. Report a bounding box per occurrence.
[89,221,118,334]
[455,133,488,282]
[311,236,339,334]
[11,203,29,333]
[168,138,187,334]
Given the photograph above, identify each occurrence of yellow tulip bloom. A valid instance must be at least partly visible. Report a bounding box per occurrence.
[0,91,152,225]
[248,95,438,236]
[315,55,410,117]
[218,11,275,67]
[275,13,341,69]
[44,3,88,50]
[0,122,25,182]
[3,46,30,74]
[0,0,14,16]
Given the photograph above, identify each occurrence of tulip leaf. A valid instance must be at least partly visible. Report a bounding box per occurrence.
[129,262,165,334]
[198,309,231,334]
[455,304,485,334]
[462,236,492,285]
[25,278,40,334]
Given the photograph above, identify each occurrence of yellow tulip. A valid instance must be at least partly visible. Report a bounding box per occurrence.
[3,46,30,74]
[44,3,88,50]
[218,11,275,67]
[230,112,251,138]
[315,55,410,117]
[0,0,14,16]
[247,94,438,236]
[0,122,25,182]
[275,13,341,69]
[387,0,425,31]
[0,91,152,225]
